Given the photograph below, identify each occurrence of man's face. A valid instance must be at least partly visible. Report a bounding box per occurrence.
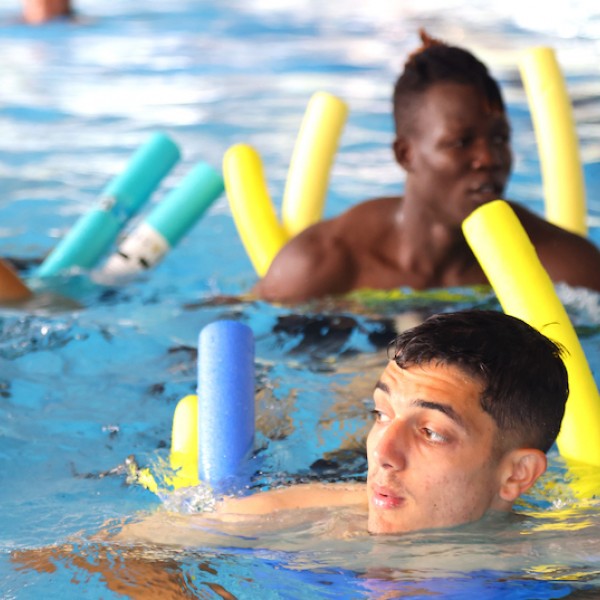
[366,360,507,534]
[397,81,512,227]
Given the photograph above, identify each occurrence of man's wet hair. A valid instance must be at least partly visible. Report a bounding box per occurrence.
[392,30,506,135]
[388,310,569,453]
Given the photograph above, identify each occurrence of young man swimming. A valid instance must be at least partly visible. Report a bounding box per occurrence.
[11,309,570,596]
[254,31,600,302]
[117,309,568,541]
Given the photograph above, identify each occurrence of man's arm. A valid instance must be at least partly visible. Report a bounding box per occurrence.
[112,482,366,546]
[216,481,365,515]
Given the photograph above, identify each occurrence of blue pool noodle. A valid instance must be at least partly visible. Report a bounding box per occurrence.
[197,320,255,491]
[146,161,224,247]
[35,132,180,277]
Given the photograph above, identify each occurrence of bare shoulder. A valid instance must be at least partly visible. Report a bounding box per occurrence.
[510,202,600,292]
[254,197,400,302]
[252,220,351,302]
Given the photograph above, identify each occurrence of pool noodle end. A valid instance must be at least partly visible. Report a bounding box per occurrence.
[168,394,200,489]
[102,132,181,215]
[35,133,180,277]
[282,91,348,237]
[223,144,288,277]
[519,47,586,236]
[101,161,224,275]
[146,161,224,247]
[463,199,600,467]
[197,320,255,492]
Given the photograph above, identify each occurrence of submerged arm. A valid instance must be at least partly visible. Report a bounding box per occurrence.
[106,482,366,547]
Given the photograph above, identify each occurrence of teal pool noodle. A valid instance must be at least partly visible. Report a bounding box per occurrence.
[197,320,255,493]
[35,132,180,277]
[100,161,224,275]
[146,161,224,247]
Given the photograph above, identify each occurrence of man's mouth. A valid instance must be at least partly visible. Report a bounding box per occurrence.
[371,484,405,509]
[468,181,504,200]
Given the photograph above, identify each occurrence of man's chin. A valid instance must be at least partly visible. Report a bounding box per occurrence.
[467,193,502,214]
[367,516,416,536]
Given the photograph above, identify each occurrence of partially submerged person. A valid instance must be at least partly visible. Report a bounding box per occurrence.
[116,309,568,542]
[254,31,600,303]
[0,257,83,310]
[11,310,570,593]
[0,258,32,303]
[22,0,74,25]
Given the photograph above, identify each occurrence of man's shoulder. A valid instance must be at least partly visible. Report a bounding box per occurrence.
[509,201,600,292]
[289,197,399,248]
[511,202,590,242]
[340,196,401,219]
[322,196,401,241]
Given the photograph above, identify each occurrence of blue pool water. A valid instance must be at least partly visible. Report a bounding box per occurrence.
[2,0,600,597]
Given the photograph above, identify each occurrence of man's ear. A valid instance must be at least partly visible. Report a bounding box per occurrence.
[497,449,547,503]
[392,136,412,171]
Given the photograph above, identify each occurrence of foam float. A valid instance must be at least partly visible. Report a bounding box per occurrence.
[463,199,600,467]
[36,132,181,277]
[519,47,587,236]
[223,91,348,276]
[101,162,224,276]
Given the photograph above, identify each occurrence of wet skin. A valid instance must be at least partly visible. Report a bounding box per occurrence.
[255,81,519,300]
[366,361,508,534]
[396,80,513,227]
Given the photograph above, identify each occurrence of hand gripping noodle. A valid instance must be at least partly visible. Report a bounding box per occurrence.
[101,161,224,276]
[462,199,600,466]
[519,47,587,236]
[282,91,348,237]
[36,132,181,277]
[224,92,348,276]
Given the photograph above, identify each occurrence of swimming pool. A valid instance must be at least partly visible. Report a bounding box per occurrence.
[2,0,600,597]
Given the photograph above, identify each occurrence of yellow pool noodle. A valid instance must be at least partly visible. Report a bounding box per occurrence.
[168,394,200,488]
[133,394,199,494]
[519,47,587,236]
[462,199,600,466]
[223,144,289,277]
[282,92,348,238]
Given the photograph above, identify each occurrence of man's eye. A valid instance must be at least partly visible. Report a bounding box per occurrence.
[370,409,390,423]
[452,135,472,148]
[422,428,447,443]
[492,133,510,145]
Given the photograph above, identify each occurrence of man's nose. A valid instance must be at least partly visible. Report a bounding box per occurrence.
[471,137,497,169]
[373,419,408,471]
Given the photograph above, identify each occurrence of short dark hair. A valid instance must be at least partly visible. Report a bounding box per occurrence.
[388,310,569,453]
[392,30,505,135]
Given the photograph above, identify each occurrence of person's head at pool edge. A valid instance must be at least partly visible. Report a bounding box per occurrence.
[366,309,568,534]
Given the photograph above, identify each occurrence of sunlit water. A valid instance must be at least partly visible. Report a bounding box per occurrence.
[1,0,600,597]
